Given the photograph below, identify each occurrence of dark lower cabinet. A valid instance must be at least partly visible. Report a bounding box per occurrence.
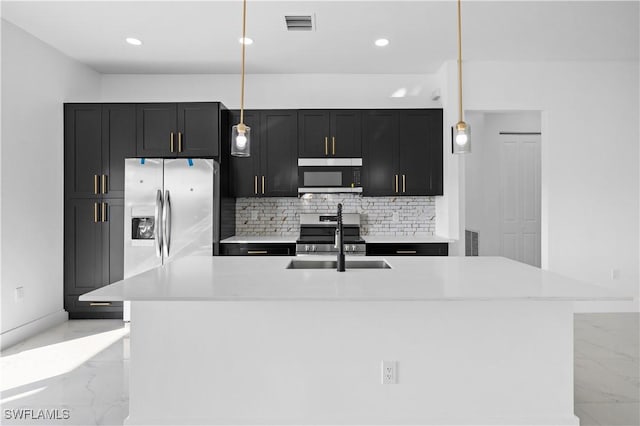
[230,110,297,197]
[221,243,296,256]
[366,243,448,256]
[64,198,124,319]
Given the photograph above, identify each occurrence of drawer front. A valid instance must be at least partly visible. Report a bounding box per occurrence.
[221,243,296,256]
[366,243,448,256]
[65,296,123,319]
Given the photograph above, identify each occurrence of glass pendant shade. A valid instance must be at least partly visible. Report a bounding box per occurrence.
[231,124,251,157]
[452,121,471,154]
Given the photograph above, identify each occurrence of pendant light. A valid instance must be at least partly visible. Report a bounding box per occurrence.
[231,0,251,157]
[452,0,471,154]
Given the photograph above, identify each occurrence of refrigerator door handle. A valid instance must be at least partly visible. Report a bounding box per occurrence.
[154,189,163,258]
[163,190,172,258]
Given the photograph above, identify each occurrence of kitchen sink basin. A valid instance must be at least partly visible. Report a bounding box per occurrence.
[286,259,392,270]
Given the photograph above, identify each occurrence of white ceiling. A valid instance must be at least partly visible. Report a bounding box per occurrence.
[2,1,638,74]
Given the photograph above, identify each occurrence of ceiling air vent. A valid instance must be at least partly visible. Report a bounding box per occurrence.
[285,15,314,31]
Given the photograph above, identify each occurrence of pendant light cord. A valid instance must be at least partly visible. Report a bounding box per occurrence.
[240,0,247,125]
[457,0,463,123]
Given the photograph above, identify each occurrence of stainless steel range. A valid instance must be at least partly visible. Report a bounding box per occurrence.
[296,213,366,256]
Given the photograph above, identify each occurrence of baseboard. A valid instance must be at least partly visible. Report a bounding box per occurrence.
[0,310,68,350]
[573,298,640,313]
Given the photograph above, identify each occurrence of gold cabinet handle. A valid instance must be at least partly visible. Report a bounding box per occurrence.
[332,136,336,155]
[101,202,108,222]
[254,175,258,194]
[170,132,175,152]
[94,175,99,194]
[395,175,399,193]
[90,302,112,306]
[247,250,268,255]
[396,250,417,254]
[262,176,265,194]
[324,137,328,156]
[402,174,406,193]
[178,132,183,153]
[101,174,107,194]
[94,202,99,223]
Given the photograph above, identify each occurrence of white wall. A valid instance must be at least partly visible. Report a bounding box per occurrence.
[100,73,441,109]
[465,111,541,256]
[1,20,101,343]
[442,60,639,306]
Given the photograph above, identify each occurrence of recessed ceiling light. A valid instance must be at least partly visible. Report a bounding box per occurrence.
[239,37,254,45]
[375,38,389,47]
[126,37,142,46]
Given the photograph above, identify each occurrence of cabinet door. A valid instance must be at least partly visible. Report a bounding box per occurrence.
[103,199,125,285]
[260,110,298,197]
[136,103,178,156]
[64,104,102,199]
[362,111,399,196]
[177,103,219,157]
[426,109,443,195]
[331,110,362,157]
[298,110,331,157]
[398,110,431,196]
[64,199,103,296]
[230,110,261,197]
[102,104,136,198]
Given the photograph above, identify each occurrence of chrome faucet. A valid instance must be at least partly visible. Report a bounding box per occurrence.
[335,203,345,272]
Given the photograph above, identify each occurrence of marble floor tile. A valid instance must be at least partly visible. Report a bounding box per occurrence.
[577,402,640,426]
[575,357,640,403]
[575,404,603,426]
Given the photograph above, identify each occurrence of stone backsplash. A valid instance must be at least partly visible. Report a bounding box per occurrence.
[235,194,436,236]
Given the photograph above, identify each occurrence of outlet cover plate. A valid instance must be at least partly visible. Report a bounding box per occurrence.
[382,360,397,384]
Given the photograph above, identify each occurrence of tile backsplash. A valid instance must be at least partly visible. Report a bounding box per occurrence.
[235,194,436,236]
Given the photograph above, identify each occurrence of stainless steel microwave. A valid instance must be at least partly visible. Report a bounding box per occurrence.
[298,158,362,194]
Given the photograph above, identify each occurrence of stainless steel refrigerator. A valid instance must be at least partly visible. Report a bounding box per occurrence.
[124,158,216,320]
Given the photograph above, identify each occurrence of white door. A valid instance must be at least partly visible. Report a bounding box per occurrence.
[499,133,541,267]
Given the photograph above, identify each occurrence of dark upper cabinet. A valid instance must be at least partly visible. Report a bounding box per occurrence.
[177,103,220,157]
[65,104,136,199]
[298,110,361,158]
[230,110,261,197]
[260,110,298,197]
[64,104,103,198]
[230,110,297,197]
[298,110,330,158]
[362,111,399,196]
[363,109,443,196]
[136,102,220,157]
[331,110,362,157]
[136,103,178,156]
[102,104,136,198]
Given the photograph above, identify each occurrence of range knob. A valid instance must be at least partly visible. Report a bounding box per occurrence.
[344,245,350,252]
[311,245,316,252]
[351,245,356,252]
[305,245,310,252]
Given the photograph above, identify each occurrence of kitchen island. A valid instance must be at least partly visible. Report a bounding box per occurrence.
[81,256,630,426]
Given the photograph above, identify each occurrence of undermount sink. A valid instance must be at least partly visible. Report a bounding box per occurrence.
[286,259,392,270]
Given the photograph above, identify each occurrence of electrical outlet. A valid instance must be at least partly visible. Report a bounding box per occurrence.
[15,286,24,302]
[611,269,620,280]
[251,211,258,220]
[381,360,397,384]
[392,212,399,223]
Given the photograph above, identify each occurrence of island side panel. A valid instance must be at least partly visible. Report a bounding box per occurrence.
[126,300,577,426]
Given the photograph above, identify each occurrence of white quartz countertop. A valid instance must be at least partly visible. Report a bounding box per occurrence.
[221,236,297,244]
[363,235,453,243]
[80,256,631,303]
